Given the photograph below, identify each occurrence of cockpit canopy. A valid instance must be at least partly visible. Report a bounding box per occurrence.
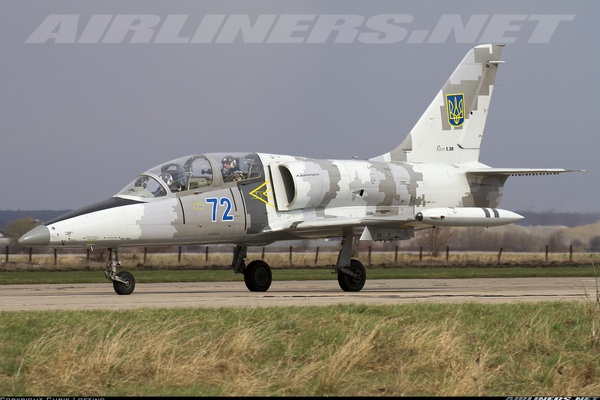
[117,153,263,199]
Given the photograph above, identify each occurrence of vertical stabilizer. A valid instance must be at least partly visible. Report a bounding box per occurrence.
[374,44,504,164]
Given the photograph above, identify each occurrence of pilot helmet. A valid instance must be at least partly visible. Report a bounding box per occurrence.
[222,155,236,168]
[160,173,173,187]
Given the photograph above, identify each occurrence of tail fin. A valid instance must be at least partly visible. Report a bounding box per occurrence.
[373,44,504,165]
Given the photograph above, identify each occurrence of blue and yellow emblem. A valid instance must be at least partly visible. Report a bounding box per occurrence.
[445,93,465,127]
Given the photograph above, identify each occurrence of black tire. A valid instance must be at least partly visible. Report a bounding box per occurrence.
[337,259,366,292]
[244,260,272,292]
[113,271,135,295]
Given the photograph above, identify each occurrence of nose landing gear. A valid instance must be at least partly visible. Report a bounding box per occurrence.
[105,248,136,295]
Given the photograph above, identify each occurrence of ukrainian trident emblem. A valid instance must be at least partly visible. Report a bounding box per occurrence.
[445,93,465,127]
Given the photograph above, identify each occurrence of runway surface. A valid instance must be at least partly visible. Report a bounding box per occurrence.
[1,277,598,311]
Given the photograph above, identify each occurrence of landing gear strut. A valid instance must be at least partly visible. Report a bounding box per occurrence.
[232,245,272,292]
[335,230,366,292]
[230,234,366,293]
[105,248,136,295]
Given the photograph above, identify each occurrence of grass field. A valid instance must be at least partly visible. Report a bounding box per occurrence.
[4,249,600,271]
[2,252,600,396]
[0,264,600,286]
[1,302,599,396]
[2,249,600,284]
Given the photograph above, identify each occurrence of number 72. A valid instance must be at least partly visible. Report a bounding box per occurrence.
[205,197,234,222]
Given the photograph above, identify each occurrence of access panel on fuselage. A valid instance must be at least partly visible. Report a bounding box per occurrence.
[177,187,247,242]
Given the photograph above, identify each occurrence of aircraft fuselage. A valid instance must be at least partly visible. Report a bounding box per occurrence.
[19,44,576,295]
[21,152,515,250]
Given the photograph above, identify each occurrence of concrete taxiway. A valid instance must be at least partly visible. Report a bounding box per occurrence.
[0,277,598,311]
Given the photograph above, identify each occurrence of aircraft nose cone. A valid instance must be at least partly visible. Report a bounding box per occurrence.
[18,225,51,247]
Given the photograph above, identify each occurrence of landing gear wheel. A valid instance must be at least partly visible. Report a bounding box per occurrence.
[338,259,366,292]
[244,260,272,292]
[113,271,135,295]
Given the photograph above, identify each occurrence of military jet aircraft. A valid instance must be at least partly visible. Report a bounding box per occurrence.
[19,44,582,295]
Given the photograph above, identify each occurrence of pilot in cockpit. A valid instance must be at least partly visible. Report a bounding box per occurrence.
[221,155,245,182]
[159,172,178,192]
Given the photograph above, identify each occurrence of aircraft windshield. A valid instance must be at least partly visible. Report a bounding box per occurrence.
[117,175,168,199]
[116,153,262,199]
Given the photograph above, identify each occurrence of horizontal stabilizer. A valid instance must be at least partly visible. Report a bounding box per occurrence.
[466,168,586,177]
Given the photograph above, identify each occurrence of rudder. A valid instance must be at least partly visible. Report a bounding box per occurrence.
[374,44,504,165]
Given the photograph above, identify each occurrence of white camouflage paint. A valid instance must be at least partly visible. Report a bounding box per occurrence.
[20,44,582,251]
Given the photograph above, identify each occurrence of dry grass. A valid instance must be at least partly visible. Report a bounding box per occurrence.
[19,316,270,396]
[4,249,600,271]
[3,303,600,396]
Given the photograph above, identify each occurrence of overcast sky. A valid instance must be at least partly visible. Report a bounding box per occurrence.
[1,0,597,215]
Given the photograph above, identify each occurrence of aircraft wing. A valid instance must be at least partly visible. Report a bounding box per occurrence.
[466,168,586,176]
[266,216,414,232]
[264,216,419,241]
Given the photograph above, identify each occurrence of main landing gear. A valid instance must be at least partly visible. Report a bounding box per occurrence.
[231,230,366,293]
[232,245,273,292]
[334,230,366,292]
[105,248,136,295]
[104,235,367,295]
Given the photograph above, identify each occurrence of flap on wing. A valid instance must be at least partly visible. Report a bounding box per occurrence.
[466,168,586,177]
